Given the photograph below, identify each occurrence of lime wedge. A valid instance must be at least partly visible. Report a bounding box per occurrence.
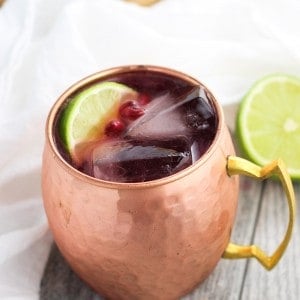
[236,74,300,180]
[59,81,136,157]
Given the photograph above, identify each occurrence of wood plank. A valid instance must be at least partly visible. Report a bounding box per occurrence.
[40,243,101,300]
[240,182,300,300]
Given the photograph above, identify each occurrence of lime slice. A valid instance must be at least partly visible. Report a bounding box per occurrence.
[59,81,136,156]
[236,74,300,180]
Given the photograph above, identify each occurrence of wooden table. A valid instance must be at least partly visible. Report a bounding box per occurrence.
[40,104,299,300]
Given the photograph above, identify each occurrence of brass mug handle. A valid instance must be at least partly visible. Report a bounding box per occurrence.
[223,156,296,270]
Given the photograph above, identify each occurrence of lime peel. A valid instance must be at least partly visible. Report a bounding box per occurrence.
[236,74,300,181]
[59,81,137,159]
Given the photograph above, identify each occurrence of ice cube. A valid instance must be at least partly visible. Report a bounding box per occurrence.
[125,87,199,141]
[184,96,216,135]
[88,139,128,181]
[88,139,192,182]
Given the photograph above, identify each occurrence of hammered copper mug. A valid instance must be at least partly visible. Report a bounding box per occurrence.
[42,65,295,300]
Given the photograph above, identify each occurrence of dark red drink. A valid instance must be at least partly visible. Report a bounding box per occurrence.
[55,69,218,182]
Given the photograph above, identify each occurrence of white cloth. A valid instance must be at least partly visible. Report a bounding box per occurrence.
[0,0,300,298]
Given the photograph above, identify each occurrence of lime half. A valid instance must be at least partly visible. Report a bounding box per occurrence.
[236,74,300,180]
[59,81,136,157]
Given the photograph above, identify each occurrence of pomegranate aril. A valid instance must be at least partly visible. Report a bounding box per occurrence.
[105,119,125,137]
[119,101,145,120]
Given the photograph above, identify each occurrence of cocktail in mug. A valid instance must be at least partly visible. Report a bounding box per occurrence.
[42,65,295,299]
[56,68,217,182]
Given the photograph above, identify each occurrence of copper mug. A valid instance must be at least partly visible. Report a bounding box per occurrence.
[42,65,295,299]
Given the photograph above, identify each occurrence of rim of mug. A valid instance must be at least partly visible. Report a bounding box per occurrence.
[45,65,225,189]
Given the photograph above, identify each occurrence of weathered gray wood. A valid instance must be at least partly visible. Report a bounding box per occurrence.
[240,182,300,300]
[40,243,102,300]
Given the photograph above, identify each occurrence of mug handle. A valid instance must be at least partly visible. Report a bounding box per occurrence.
[222,156,296,270]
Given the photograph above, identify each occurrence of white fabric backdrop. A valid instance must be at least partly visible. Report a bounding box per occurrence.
[0,0,300,298]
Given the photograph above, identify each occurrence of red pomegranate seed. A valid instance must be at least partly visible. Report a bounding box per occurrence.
[105,119,125,137]
[119,101,145,120]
